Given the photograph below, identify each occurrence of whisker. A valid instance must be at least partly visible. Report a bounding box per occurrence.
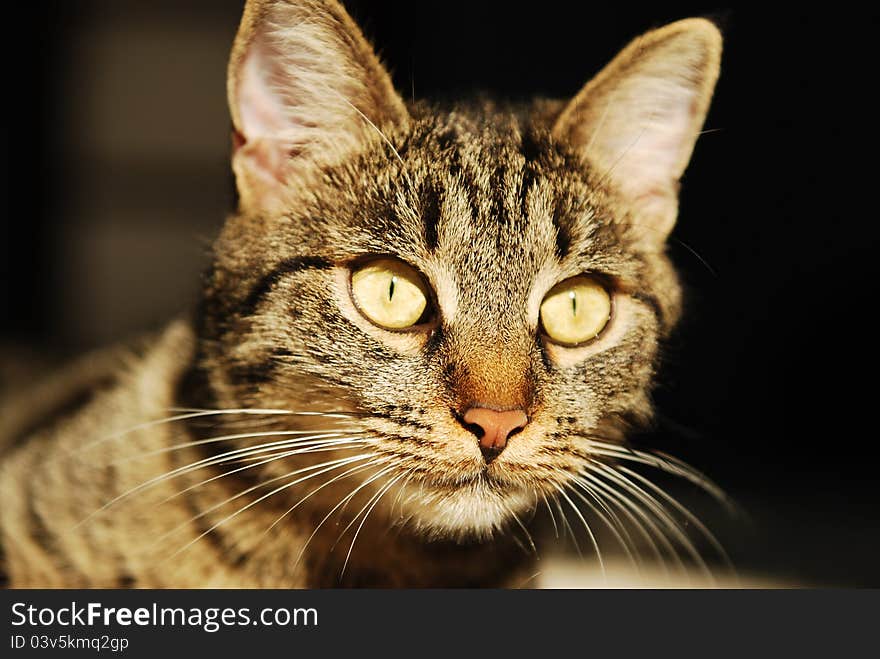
[389,470,417,517]
[568,477,638,569]
[593,114,654,190]
[290,462,398,575]
[579,437,732,509]
[574,476,640,560]
[670,237,717,277]
[591,462,713,581]
[263,457,390,536]
[224,443,368,464]
[340,468,412,579]
[541,491,559,540]
[574,473,663,573]
[507,504,538,559]
[75,436,369,529]
[553,496,581,557]
[554,484,605,577]
[336,96,410,179]
[333,467,403,549]
[159,439,373,505]
[585,83,625,154]
[579,468,678,574]
[147,454,379,552]
[591,469,706,581]
[617,465,733,571]
[517,571,544,589]
[117,430,365,462]
[164,454,377,560]
[76,434,368,527]
[73,407,296,454]
[167,407,363,420]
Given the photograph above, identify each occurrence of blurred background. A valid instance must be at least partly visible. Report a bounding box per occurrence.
[2,1,877,585]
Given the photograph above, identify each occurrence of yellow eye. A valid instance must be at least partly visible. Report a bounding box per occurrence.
[350,259,431,329]
[540,276,611,345]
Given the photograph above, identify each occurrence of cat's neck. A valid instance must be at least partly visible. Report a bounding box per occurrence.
[300,515,533,588]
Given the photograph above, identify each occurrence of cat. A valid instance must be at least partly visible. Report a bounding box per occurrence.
[0,0,724,588]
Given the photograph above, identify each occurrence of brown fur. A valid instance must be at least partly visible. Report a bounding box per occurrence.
[0,1,722,587]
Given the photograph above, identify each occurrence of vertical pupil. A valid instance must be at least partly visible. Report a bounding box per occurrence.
[389,275,396,301]
[569,290,577,316]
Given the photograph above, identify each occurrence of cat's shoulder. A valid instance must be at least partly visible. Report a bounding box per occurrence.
[0,320,195,457]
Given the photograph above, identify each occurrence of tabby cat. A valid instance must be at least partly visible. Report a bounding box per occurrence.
[0,0,724,587]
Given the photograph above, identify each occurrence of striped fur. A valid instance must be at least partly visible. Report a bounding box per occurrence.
[0,1,722,587]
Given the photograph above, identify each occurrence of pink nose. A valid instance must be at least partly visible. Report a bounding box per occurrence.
[462,407,529,463]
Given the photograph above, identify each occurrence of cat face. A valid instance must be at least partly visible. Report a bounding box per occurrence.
[192,0,721,540]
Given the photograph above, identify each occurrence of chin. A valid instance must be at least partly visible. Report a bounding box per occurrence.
[395,478,538,542]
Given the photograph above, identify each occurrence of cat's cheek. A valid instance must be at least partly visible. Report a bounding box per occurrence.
[330,266,430,355]
[542,295,637,368]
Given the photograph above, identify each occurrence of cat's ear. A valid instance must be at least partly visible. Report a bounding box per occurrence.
[228,0,409,211]
[553,19,721,250]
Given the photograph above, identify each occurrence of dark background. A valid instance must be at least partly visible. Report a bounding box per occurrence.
[2,2,877,585]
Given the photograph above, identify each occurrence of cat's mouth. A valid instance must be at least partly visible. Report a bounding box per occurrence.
[425,464,533,497]
[435,469,507,489]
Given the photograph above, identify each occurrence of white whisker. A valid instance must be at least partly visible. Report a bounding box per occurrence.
[580,438,731,507]
[507,504,538,558]
[159,438,373,505]
[553,495,581,557]
[117,430,364,463]
[165,454,377,560]
[147,454,379,552]
[263,457,390,536]
[592,462,713,581]
[617,465,732,570]
[290,462,398,575]
[541,491,559,540]
[167,407,361,420]
[569,477,638,569]
[340,468,412,579]
[579,468,678,574]
[554,483,605,577]
[73,408,296,454]
[74,436,368,529]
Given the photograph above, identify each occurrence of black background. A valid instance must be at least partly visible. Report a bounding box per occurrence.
[2,2,878,585]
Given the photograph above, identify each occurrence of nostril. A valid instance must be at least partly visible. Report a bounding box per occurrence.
[461,420,485,439]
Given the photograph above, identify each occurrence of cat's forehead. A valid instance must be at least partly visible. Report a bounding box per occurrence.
[280,103,639,323]
[372,107,628,297]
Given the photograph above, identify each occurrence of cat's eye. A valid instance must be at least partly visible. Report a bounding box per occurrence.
[540,276,612,345]
[350,258,432,330]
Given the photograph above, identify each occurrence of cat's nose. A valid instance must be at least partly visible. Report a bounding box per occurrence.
[461,407,529,464]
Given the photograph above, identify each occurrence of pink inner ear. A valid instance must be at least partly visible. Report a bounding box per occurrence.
[234,44,314,187]
[605,83,697,200]
[237,46,290,143]
[227,5,409,211]
[582,82,699,243]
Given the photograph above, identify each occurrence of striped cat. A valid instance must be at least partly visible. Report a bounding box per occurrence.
[0,0,725,587]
